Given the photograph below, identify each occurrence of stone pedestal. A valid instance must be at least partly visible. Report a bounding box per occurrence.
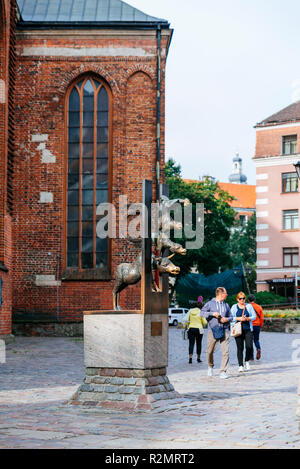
[69,181,183,411]
[0,334,15,345]
[297,379,300,422]
[69,312,181,411]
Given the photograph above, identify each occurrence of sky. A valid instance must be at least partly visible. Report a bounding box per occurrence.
[128,0,300,185]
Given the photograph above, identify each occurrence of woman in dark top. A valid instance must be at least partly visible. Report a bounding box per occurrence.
[231,291,256,372]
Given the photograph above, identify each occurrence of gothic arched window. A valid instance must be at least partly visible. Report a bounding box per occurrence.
[66,76,110,270]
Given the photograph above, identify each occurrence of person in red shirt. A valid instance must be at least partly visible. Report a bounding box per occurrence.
[248,294,264,360]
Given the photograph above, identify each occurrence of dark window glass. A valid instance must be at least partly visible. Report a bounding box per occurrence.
[82,143,94,158]
[96,174,108,189]
[68,144,79,158]
[82,237,93,253]
[67,206,79,221]
[97,127,109,143]
[67,252,79,267]
[69,112,80,127]
[69,88,80,111]
[97,111,108,127]
[98,86,108,111]
[96,237,108,252]
[82,221,94,237]
[67,78,109,270]
[82,158,94,173]
[82,206,94,221]
[68,159,79,174]
[83,111,94,127]
[97,143,108,159]
[97,158,108,174]
[82,127,94,142]
[82,174,94,189]
[82,190,94,206]
[68,237,79,252]
[83,97,94,111]
[96,252,107,268]
[67,221,79,237]
[69,127,80,143]
[68,190,79,205]
[68,174,79,191]
[96,190,108,205]
[81,253,93,269]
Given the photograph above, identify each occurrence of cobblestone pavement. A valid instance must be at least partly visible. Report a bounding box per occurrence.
[0,329,299,449]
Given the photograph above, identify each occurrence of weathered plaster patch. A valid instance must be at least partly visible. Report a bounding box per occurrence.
[21,47,154,57]
[32,134,56,163]
[0,80,5,104]
[35,275,61,287]
[32,134,49,142]
[39,192,53,204]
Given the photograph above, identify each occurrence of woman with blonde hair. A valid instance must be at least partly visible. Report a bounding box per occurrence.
[183,296,207,364]
[231,292,256,372]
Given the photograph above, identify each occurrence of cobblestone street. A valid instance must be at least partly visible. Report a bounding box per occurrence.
[0,329,299,449]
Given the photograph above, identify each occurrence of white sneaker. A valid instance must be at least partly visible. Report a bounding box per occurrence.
[238,366,244,372]
[219,372,228,379]
[207,368,214,377]
[244,361,251,371]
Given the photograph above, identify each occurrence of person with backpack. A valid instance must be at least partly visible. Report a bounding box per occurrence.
[248,294,264,360]
[201,287,233,379]
[183,296,207,364]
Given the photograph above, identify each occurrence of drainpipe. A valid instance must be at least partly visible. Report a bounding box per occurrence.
[156,24,161,202]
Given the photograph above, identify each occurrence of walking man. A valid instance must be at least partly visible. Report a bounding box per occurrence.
[201,287,233,379]
[248,294,264,360]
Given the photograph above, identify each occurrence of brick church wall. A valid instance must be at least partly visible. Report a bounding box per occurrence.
[11,28,169,323]
[0,0,15,336]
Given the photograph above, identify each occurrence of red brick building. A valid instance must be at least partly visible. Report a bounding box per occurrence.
[0,0,172,338]
[0,0,16,340]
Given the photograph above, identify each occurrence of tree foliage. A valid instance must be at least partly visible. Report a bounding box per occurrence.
[228,214,257,266]
[165,158,236,280]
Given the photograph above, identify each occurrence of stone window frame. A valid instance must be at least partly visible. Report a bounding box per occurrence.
[283,247,299,268]
[283,209,299,231]
[62,74,113,281]
[282,172,299,193]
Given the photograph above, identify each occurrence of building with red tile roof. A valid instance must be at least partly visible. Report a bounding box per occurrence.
[184,178,256,225]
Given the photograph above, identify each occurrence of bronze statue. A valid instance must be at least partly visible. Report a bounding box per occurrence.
[113,253,180,310]
[112,194,189,311]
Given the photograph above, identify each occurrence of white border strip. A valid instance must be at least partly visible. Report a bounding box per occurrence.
[256,173,269,180]
[254,155,300,168]
[257,267,300,274]
[256,199,268,205]
[256,122,300,131]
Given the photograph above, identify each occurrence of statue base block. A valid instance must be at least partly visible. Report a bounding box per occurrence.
[69,367,181,411]
[68,312,181,411]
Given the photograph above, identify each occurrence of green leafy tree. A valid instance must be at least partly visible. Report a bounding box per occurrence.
[229,214,256,266]
[228,214,257,292]
[165,159,236,294]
